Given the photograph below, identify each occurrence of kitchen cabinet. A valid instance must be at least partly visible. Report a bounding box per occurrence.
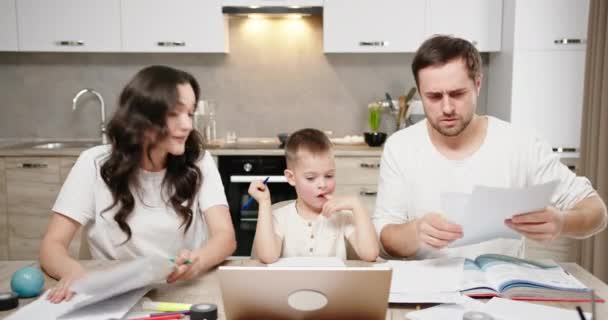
[0,159,7,259]
[334,156,380,214]
[2,157,80,260]
[513,0,589,51]
[0,0,18,51]
[223,0,323,5]
[121,0,228,53]
[323,0,426,53]
[16,0,121,52]
[425,0,503,52]
[487,0,588,151]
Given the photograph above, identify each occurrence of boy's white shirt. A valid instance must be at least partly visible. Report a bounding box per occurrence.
[53,145,229,260]
[272,201,355,259]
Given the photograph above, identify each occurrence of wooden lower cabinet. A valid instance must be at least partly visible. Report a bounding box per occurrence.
[2,156,77,260]
[0,159,7,260]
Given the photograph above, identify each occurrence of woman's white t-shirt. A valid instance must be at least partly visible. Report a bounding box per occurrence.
[52,145,228,260]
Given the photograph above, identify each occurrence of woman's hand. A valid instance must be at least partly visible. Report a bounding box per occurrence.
[46,267,86,304]
[166,249,203,283]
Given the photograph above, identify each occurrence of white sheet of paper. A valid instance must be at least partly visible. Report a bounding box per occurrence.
[375,258,465,303]
[405,296,483,320]
[268,257,346,268]
[483,297,593,320]
[6,257,173,320]
[443,181,559,247]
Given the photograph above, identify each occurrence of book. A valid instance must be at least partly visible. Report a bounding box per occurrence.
[461,254,602,302]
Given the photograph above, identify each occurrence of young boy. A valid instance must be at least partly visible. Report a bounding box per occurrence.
[248,128,379,263]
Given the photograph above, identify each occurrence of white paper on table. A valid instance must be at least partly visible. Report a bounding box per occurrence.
[375,258,464,303]
[483,297,593,320]
[6,256,173,320]
[405,295,483,320]
[442,180,559,247]
[268,257,346,268]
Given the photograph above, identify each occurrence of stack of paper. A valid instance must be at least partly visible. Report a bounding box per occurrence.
[441,181,559,246]
[406,297,593,320]
[376,257,465,303]
[6,257,174,320]
[268,257,347,268]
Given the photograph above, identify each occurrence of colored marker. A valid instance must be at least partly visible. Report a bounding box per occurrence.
[150,310,190,317]
[242,176,270,209]
[142,300,193,312]
[128,314,183,320]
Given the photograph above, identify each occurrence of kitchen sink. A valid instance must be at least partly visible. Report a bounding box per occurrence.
[32,141,100,149]
[6,141,101,150]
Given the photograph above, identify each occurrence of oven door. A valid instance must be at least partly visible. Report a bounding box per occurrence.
[227,175,296,256]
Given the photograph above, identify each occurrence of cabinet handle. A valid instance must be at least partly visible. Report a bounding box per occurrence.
[360,162,380,169]
[20,163,48,169]
[56,40,84,46]
[359,41,389,47]
[157,41,186,47]
[554,38,585,45]
[360,189,377,196]
[552,147,578,153]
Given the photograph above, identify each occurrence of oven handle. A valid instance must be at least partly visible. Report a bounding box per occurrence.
[230,175,288,183]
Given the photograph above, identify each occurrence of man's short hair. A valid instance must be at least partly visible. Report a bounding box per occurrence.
[285,128,333,168]
[412,35,482,86]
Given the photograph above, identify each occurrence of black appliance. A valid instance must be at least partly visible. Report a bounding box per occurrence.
[218,155,296,256]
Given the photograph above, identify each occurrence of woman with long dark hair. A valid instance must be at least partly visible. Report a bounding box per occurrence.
[39,65,236,303]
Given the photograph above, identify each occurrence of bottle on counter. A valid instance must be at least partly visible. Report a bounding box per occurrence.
[196,100,217,144]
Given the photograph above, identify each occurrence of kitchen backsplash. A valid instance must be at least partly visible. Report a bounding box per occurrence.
[0,16,488,139]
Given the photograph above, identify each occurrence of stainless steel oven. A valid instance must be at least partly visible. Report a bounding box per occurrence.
[218,155,296,256]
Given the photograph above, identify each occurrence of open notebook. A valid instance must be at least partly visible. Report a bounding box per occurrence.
[6,257,174,320]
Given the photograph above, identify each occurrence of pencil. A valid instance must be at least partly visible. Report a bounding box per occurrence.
[576,306,586,320]
[242,177,270,209]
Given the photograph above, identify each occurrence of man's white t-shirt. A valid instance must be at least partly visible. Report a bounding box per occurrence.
[373,116,596,259]
[271,201,355,260]
[53,145,228,260]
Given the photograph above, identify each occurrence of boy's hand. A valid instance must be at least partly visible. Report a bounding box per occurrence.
[166,249,203,283]
[248,180,271,204]
[321,194,361,217]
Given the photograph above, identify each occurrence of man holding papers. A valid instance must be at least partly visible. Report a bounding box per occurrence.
[373,35,607,259]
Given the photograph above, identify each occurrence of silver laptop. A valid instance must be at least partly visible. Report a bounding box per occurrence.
[218,266,392,320]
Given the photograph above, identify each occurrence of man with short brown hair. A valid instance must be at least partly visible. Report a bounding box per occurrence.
[373,35,607,259]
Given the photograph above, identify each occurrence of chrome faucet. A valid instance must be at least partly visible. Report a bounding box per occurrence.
[72,88,108,144]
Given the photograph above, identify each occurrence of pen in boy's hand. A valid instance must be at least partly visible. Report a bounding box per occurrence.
[242,177,270,209]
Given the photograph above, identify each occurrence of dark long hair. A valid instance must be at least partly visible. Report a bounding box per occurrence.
[100,65,205,241]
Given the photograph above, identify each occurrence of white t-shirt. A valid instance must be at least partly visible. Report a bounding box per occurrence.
[53,145,228,260]
[373,116,596,259]
[272,201,355,259]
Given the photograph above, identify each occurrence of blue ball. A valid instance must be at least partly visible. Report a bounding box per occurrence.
[10,266,45,298]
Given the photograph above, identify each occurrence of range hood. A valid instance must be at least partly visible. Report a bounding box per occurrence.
[222,0,323,15]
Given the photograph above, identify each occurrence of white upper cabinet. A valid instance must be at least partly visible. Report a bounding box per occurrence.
[514,0,589,51]
[510,51,586,149]
[223,0,323,5]
[16,0,121,52]
[324,0,426,53]
[425,0,503,52]
[122,0,228,53]
[0,0,18,51]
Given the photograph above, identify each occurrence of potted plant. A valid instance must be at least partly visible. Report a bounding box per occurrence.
[364,102,387,147]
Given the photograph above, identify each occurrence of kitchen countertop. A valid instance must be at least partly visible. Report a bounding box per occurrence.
[0,138,384,157]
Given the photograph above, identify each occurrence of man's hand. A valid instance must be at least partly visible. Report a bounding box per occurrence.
[415,213,463,249]
[505,206,564,242]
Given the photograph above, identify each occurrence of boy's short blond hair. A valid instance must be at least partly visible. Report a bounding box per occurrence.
[285,128,333,168]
